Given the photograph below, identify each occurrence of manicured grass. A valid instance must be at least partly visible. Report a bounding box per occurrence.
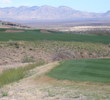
[0,29,110,44]
[48,59,110,82]
[0,61,44,88]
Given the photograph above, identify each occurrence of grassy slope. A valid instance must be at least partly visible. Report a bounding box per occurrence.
[0,61,44,88]
[48,59,110,82]
[0,29,110,44]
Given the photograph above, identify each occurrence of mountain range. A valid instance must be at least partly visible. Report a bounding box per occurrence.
[0,5,110,22]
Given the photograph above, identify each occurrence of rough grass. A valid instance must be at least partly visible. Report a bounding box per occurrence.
[0,61,44,88]
[0,29,110,44]
[48,59,110,83]
[1,40,110,60]
[27,41,110,55]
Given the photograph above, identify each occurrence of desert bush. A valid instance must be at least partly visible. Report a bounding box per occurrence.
[8,40,19,48]
[52,48,76,61]
[22,56,35,63]
[1,91,8,97]
[108,44,110,48]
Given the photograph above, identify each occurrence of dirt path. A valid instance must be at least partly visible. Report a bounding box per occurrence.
[0,62,60,100]
[0,61,110,100]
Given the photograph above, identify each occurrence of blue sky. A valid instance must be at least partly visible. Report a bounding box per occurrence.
[0,0,110,13]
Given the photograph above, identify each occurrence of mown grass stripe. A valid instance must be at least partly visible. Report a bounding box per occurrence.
[80,72,110,79]
[48,59,110,82]
[0,29,110,44]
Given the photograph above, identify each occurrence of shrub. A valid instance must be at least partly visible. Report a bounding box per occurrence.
[1,91,8,97]
[53,48,76,61]
[22,56,35,63]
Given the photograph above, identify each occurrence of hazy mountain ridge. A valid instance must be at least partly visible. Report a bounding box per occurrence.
[0,5,110,21]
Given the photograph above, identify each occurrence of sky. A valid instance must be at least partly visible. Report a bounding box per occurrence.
[0,0,110,13]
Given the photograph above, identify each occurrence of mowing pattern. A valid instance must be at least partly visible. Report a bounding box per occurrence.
[48,59,110,82]
[0,29,110,44]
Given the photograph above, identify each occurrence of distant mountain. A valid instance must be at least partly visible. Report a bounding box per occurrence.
[0,5,110,22]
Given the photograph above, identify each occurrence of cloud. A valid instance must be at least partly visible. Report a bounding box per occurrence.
[0,0,12,4]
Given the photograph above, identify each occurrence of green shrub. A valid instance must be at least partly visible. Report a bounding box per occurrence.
[22,56,35,63]
[8,40,19,48]
[1,91,8,97]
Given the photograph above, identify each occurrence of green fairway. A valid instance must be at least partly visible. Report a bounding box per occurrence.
[48,59,110,82]
[0,29,110,44]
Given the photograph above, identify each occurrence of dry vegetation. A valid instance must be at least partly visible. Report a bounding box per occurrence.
[0,62,110,100]
[0,40,110,67]
[0,29,110,100]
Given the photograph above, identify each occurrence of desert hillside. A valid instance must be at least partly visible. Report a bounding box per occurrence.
[0,28,110,100]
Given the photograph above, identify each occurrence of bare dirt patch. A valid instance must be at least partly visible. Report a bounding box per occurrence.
[5,30,24,33]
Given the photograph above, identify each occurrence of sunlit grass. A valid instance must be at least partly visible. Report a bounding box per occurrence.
[0,61,44,88]
[48,59,110,82]
[0,29,110,44]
